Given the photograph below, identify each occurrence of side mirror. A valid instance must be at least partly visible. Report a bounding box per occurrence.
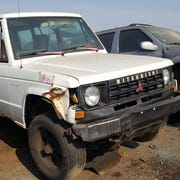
[140,41,158,51]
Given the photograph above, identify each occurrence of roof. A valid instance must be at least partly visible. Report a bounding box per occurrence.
[96,24,148,34]
[0,12,82,18]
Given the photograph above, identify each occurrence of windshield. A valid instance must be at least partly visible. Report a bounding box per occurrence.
[7,17,103,59]
[146,26,180,45]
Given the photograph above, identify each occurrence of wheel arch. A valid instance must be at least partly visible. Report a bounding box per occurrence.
[24,94,58,128]
[23,86,69,128]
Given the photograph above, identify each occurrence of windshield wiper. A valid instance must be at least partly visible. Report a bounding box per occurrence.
[37,51,65,56]
[17,49,48,58]
[17,49,64,58]
[76,46,98,52]
[63,45,98,52]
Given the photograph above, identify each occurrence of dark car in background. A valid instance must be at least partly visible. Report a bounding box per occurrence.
[97,24,180,93]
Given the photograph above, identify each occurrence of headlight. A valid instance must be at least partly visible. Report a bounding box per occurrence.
[163,69,170,85]
[85,86,100,106]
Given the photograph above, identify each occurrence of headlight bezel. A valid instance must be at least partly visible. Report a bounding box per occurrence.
[79,82,108,109]
[84,86,100,106]
[162,68,170,86]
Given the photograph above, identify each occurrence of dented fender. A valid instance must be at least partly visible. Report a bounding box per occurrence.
[25,86,74,123]
[42,87,72,122]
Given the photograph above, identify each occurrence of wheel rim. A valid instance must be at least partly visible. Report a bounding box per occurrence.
[36,127,63,170]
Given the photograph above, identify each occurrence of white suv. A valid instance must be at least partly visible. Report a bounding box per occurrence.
[0,12,180,179]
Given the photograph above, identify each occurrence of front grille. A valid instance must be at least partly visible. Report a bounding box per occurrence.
[109,70,164,103]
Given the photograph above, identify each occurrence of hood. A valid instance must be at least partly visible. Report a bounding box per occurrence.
[23,53,173,87]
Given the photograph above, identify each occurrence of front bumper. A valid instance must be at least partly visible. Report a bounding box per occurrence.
[72,95,180,142]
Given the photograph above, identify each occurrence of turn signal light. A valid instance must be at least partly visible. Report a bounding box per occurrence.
[174,80,178,93]
[70,94,78,104]
[75,111,85,120]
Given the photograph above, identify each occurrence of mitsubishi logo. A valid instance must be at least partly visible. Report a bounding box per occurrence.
[136,81,144,92]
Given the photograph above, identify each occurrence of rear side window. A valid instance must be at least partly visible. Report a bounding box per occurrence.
[119,29,152,52]
[98,32,115,52]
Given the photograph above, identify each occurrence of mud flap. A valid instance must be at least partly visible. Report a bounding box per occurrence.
[85,150,121,175]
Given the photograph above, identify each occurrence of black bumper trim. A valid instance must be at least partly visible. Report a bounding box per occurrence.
[72,95,180,142]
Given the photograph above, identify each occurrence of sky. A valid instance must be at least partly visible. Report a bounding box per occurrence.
[0,0,179,32]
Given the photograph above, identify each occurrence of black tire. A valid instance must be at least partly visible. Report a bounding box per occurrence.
[134,124,166,142]
[28,113,86,180]
[134,128,160,142]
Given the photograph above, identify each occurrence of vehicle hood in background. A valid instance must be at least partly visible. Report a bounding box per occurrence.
[164,44,180,63]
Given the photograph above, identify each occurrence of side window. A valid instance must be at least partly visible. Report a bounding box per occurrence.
[0,23,8,63]
[119,29,152,52]
[98,32,115,52]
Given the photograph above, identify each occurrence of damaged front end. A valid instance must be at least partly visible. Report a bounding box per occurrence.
[42,87,81,124]
[40,67,180,144]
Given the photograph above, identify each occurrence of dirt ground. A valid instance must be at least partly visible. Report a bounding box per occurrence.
[0,116,179,180]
